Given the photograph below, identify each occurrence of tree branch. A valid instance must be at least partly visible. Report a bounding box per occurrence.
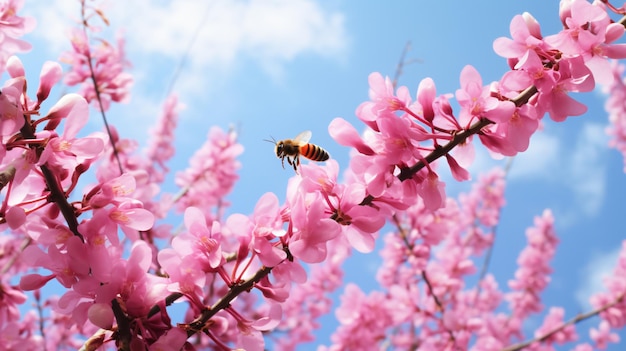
[501,293,625,351]
[184,266,273,337]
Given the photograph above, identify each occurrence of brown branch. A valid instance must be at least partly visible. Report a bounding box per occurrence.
[112,298,131,351]
[19,117,83,240]
[146,292,184,319]
[421,271,457,347]
[501,292,625,351]
[79,1,123,176]
[184,266,273,336]
[398,117,493,182]
[0,237,31,274]
[398,85,537,182]
[392,41,423,89]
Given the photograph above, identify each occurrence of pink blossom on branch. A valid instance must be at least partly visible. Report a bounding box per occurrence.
[174,126,243,222]
[590,320,620,350]
[603,61,626,172]
[6,0,626,349]
[60,28,133,111]
[589,240,626,329]
[144,94,181,184]
[506,209,559,320]
[0,0,35,73]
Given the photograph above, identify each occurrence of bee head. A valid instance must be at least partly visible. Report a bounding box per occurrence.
[275,141,285,157]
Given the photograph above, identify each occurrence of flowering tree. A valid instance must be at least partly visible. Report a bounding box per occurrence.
[1,0,626,350]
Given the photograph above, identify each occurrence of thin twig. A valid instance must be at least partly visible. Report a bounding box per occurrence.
[501,292,625,351]
[392,41,423,89]
[164,1,215,97]
[185,266,273,336]
[80,1,123,176]
[0,237,31,274]
[35,291,47,351]
[421,271,457,347]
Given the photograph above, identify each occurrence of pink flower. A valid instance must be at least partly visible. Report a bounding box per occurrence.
[604,62,626,172]
[539,56,594,122]
[157,246,207,311]
[590,321,620,350]
[376,114,430,165]
[39,94,104,176]
[325,284,393,350]
[545,0,610,57]
[0,0,35,72]
[355,72,411,131]
[533,307,577,345]
[506,210,558,320]
[328,117,375,156]
[589,241,626,329]
[87,173,137,208]
[19,236,89,289]
[288,191,340,263]
[275,236,350,351]
[150,328,188,351]
[479,103,539,156]
[417,169,446,211]
[36,62,63,109]
[499,50,557,94]
[108,201,155,233]
[226,192,286,267]
[174,206,224,270]
[0,83,23,138]
[329,182,385,253]
[493,13,546,62]
[144,94,181,184]
[174,127,243,222]
[0,280,27,326]
[94,241,165,318]
[456,65,516,127]
[61,29,133,111]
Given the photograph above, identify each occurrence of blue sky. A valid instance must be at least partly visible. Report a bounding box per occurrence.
[15,0,626,349]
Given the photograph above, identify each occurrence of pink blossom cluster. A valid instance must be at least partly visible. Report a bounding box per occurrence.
[603,61,626,171]
[589,240,626,335]
[2,0,626,350]
[94,94,182,226]
[0,0,34,73]
[324,167,509,350]
[60,24,133,111]
[507,209,559,321]
[174,126,243,222]
[330,0,626,216]
[272,235,352,351]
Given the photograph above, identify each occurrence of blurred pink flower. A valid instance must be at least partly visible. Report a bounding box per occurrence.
[0,0,34,72]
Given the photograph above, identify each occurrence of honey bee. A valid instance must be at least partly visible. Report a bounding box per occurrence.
[268,131,330,172]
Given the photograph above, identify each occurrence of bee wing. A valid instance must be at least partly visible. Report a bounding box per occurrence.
[293,130,312,145]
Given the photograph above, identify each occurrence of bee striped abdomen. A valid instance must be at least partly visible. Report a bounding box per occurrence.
[300,143,330,162]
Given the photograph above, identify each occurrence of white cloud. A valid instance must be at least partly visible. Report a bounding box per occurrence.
[503,123,607,221]
[575,246,620,309]
[26,0,347,64]
[23,0,348,110]
[567,123,608,217]
[44,1,343,68]
[22,1,81,54]
[508,131,561,180]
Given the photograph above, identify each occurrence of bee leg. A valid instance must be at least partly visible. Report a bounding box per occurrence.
[293,156,300,172]
[281,156,286,169]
